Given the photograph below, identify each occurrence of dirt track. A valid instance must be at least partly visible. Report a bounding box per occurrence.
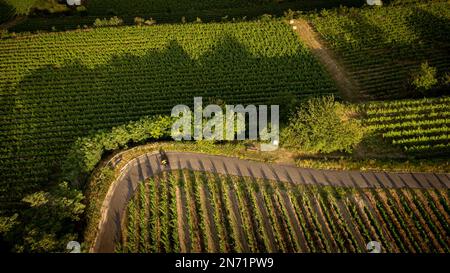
[290,19,367,102]
[91,151,450,253]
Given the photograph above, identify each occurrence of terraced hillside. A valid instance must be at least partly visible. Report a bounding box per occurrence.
[120,170,450,253]
[0,21,337,207]
[310,2,450,99]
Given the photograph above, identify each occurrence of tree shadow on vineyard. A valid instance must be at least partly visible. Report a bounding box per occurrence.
[405,8,450,97]
[337,10,443,100]
[0,0,14,24]
[5,34,335,197]
[407,7,450,44]
[9,1,365,33]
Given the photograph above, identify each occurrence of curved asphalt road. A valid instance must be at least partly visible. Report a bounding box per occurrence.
[91,151,450,253]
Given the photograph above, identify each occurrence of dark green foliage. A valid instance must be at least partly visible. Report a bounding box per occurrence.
[0,182,84,253]
[93,16,123,27]
[0,0,68,18]
[410,62,438,93]
[62,115,172,184]
[282,96,364,153]
[0,0,15,23]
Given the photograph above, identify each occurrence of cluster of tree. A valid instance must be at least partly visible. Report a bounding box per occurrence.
[93,16,123,27]
[1,115,172,252]
[0,183,84,252]
[281,96,364,154]
[62,115,173,185]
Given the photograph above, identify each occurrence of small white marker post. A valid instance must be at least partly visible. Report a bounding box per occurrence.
[289,19,295,25]
[293,26,297,30]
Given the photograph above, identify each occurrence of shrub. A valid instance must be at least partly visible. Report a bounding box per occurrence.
[93,16,123,28]
[411,62,438,93]
[283,9,302,20]
[259,14,273,22]
[0,182,84,253]
[194,17,202,24]
[144,17,156,26]
[76,5,87,14]
[268,92,298,124]
[0,29,8,39]
[134,17,156,26]
[62,115,172,184]
[281,96,364,154]
[134,16,145,26]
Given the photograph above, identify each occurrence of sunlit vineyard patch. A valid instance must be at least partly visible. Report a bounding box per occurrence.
[120,170,450,253]
[363,97,450,156]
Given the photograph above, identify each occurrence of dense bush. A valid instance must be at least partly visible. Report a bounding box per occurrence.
[134,16,156,26]
[0,182,84,253]
[411,62,438,93]
[134,16,145,25]
[281,96,364,153]
[62,115,172,184]
[93,16,123,27]
[0,115,171,253]
[1,0,69,18]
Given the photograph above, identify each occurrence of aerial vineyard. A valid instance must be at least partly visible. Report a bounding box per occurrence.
[310,2,450,99]
[84,0,361,16]
[363,97,450,156]
[0,21,337,208]
[7,0,364,33]
[87,0,265,15]
[119,170,450,253]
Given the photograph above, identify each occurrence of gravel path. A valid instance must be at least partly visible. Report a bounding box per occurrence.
[91,151,449,253]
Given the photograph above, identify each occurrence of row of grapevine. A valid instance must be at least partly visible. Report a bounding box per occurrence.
[362,97,450,156]
[121,173,180,253]
[0,21,338,207]
[120,170,450,253]
[84,0,363,17]
[7,0,364,32]
[309,2,450,99]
